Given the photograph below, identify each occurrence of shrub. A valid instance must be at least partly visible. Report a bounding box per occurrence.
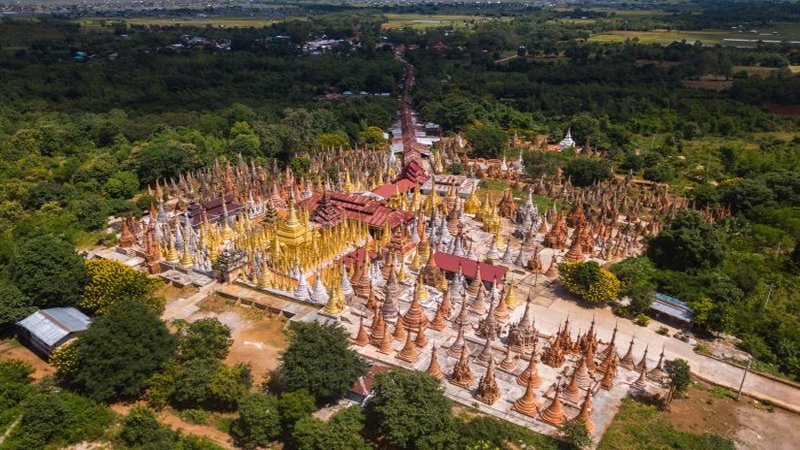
[50,339,80,376]
[180,408,210,425]
[634,314,651,327]
[657,326,670,336]
[559,261,621,304]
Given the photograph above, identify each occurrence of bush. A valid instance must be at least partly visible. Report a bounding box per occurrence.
[121,406,176,448]
[657,326,670,336]
[559,261,621,305]
[634,314,651,327]
[180,408,210,425]
[3,388,114,450]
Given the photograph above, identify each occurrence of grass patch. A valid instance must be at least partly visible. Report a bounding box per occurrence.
[212,415,234,434]
[598,397,735,450]
[381,13,508,30]
[179,408,210,425]
[477,179,557,212]
[708,387,737,400]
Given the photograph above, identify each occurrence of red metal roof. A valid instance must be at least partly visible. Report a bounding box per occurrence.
[299,191,413,228]
[372,178,418,199]
[433,252,507,284]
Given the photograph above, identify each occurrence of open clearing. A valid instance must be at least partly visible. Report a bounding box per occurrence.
[193,295,288,382]
[668,380,800,449]
[599,379,800,450]
[381,13,507,30]
[590,24,800,46]
[0,338,54,380]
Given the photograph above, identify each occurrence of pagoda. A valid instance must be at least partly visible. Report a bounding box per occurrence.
[507,294,537,353]
[449,347,475,388]
[539,384,568,426]
[396,330,421,363]
[571,388,595,434]
[402,279,430,331]
[512,374,542,417]
[474,357,501,405]
[426,344,445,380]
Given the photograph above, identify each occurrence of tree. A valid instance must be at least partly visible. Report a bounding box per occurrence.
[563,157,612,187]
[664,358,692,409]
[120,406,176,448]
[79,259,163,315]
[72,300,177,402]
[10,234,90,308]
[366,370,454,449]
[646,210,726,272]
[0,279,34,328]
[289,156,312,179]
[316,132,350,149]
[279,322,366,402]
[358,126,387,148]
[291,412,372,450]
[559,261,621,305]
[5,389,113,450]
[278,389,316,433]
[720,179,776,217]
[612,257,657,315]
[230,393,281,449]
[465,122,508,158]
[176,318,233,362]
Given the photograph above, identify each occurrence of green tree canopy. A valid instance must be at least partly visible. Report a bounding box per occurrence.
[79,259,163,315]
[646,210,727,272]
[279,322,366,402]
[612,257,657,315]
[277,389,316,434]
[231,392,281,449]
[358,126,387,147]
[120,406,176,449]
[366,370,454,449]
[465,122,508,158]
[291,407,372,450]
[665,358,692,407]
[72,300,177,402]
[176,318,233,362]
[10,234,89,308]
[563,157,612,187]
[0,279,34,328]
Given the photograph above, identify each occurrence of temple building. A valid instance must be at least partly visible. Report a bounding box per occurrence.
[558,128,576,150]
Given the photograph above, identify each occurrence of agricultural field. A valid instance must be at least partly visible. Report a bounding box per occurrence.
[381,13,507,30]
[590,22,800,46]
[78,16,289,29]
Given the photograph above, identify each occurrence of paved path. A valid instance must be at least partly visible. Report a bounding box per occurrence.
[525,281,800,413]
[162,281,219,322]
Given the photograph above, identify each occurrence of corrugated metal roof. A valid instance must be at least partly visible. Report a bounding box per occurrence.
[651,293,693,323]
[17,307,91,347]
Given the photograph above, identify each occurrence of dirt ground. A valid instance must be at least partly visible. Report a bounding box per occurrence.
[224,312,288,383]
[111,403,235,449]
[665,380,800,450]
[193,296,289,383]
[0,339,55,380]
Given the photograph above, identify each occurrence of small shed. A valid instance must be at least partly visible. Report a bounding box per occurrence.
[649,293,694,328]
[17,307,91,357]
